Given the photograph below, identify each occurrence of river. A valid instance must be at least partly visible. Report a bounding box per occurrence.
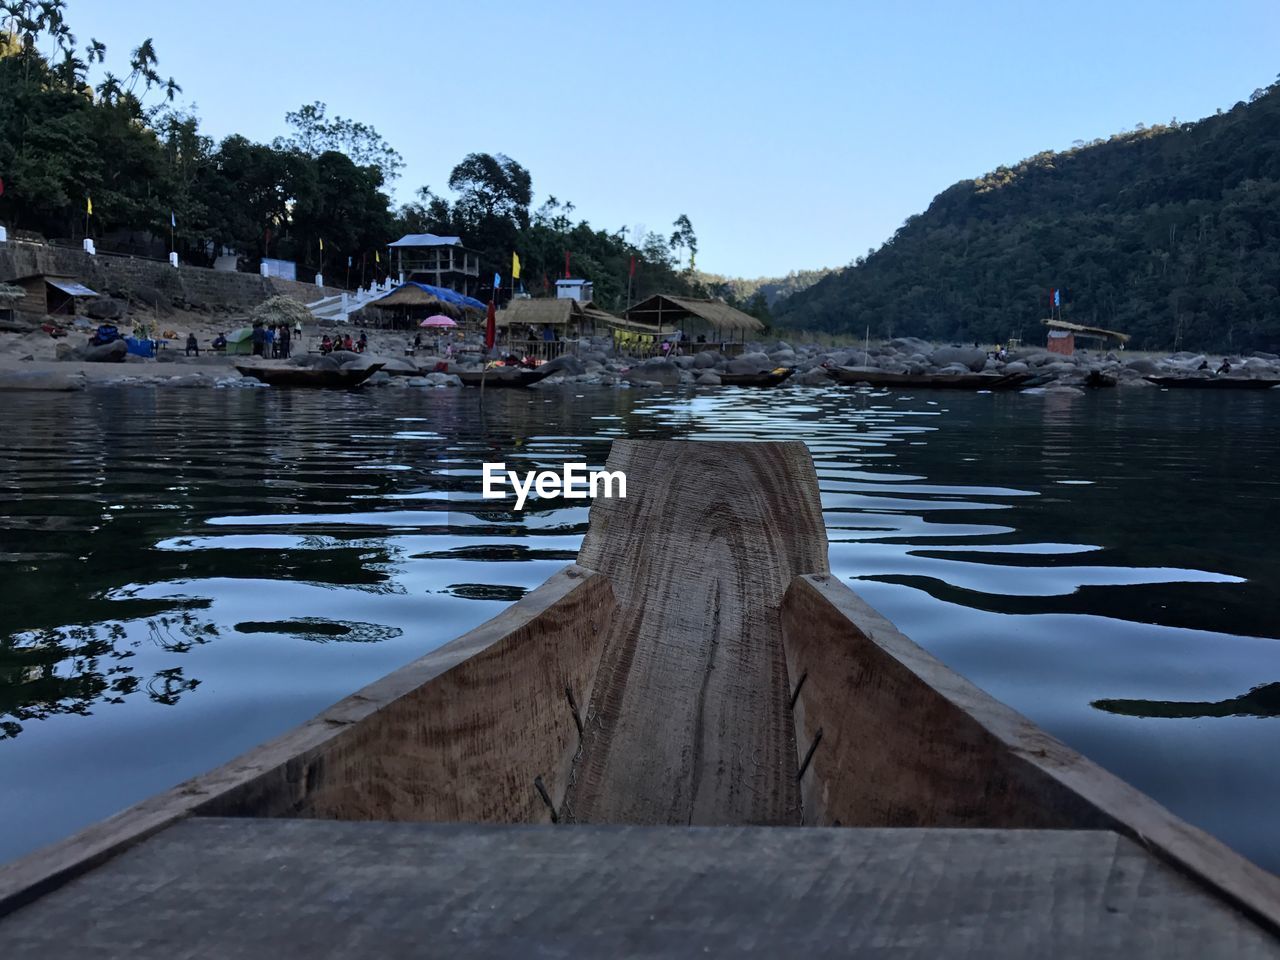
[1,384,1277,871]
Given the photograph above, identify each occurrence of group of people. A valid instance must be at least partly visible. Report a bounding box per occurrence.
[320,331,367,354]
[1197,358,1233,375]
[251,321,294,359]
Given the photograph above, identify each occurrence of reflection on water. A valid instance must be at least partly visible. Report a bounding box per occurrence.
[1,385,1278,872]
[1094,682,1280,719]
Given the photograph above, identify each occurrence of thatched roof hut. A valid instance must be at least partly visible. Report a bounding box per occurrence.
[372,284,461,316]
[361,282,487,328]
[624,295,764,338]
[496,298,618,334]
[249,296,315,328]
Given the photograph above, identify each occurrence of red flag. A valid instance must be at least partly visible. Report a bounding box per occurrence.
[629,255,636,278]
[564,250,570,279]
[0,177,5,197]
[542,272,550,292]
[485,300,496,350]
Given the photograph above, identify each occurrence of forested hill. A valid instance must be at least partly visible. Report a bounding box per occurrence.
[775,78,1280,351]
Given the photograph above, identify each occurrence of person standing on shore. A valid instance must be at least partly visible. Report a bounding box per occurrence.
[251,321,266,357]
[279,323,292,359]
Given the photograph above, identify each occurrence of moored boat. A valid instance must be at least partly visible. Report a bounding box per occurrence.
[454,365,552,388]
[718,368,795,387]
[234,362,384,388]
[831,366,1032,390]
[1146,375,1280,390]
[2,440,1278,954]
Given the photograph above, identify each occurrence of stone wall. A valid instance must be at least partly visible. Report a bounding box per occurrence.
[0,241,344,317]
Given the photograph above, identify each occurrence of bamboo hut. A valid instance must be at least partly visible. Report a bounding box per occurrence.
[619,295,764,357]
[497,299,617,336]
[495,298,619,360]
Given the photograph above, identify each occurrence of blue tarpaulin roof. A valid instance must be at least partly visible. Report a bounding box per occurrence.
[374,282,487,312]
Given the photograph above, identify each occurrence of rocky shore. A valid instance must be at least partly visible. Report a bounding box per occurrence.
[2,329,1278,393]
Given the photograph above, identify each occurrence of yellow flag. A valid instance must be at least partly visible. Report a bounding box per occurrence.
[511,252,521,279]
[319,237,324,252]
[375,249,381,264]
[86,196,93,216]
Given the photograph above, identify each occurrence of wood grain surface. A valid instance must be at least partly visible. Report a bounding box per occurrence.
[566,440,828,825]
[6,818,1278,959]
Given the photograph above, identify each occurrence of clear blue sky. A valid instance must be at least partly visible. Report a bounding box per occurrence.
[71,0,1280,277]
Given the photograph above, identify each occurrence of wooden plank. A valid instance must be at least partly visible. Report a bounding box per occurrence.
[566,440,827,825]
[0,566,615,917]
[780,573,1280,936]
[3,818,1278,958]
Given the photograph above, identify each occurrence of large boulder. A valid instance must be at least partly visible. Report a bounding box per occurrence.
[379,358,419,375]
[82,339,128,363]
[928,345,987,372]
[625,358,680,386]
[694,371,721,386]
[1123,357,1159,374]
[889,336,933,354]
[692,351,720,369]
[795,366,833,386]
[83,297,126,320]
[769,348,797,365]
[726,351,773,374]
[0,369,87,391]
[540,354,586,377]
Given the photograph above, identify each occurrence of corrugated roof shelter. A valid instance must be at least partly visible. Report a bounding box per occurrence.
[1042,319,1130,343]
[1042,319,1129,356]
[387,234,480,297]
[624,295,764,337]
[8,274,99,317]
[388,234,464,248]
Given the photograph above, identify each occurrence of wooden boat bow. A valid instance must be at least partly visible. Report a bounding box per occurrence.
[3,440,1280,954]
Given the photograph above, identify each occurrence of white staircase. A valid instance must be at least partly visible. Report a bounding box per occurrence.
[306,280,396,323]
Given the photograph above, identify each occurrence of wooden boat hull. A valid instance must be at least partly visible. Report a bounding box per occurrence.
[3,440,1279,950]
[832,366,1032,390]
[1146,375,1280,390]
[719,369,795,388]
[234,363,384,388]
[454,367,552,388]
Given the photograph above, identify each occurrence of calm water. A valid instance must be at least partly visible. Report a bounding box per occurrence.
[2,385,1278,871]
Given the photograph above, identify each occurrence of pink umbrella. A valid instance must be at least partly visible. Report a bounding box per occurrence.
[419,314,457,328]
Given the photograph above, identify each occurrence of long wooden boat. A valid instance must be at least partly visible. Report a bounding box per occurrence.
[1146,375,1280,390]
[234,362,384,388]
[2,440,1279,955]
[454,365,552,388]
[719,368,795,387]
[832,365,1033,390]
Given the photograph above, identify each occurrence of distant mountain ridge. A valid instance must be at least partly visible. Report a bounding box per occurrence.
[697,268,836,309]
[774,78,1280,351]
